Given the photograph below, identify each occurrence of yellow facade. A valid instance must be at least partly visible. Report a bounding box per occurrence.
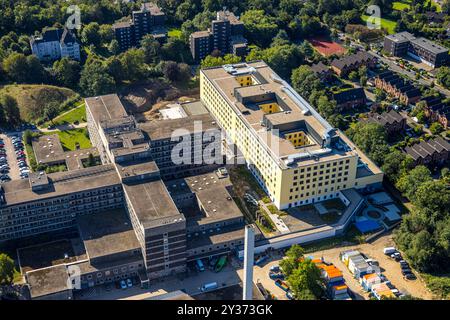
[259,102,281,114]
[200,66,383,210]
[235,75,253,87]
[284,131,311,147]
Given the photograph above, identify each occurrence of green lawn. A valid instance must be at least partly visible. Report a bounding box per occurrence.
[46,128,92,151]
[168,27,182,39]
[44,103,86,127]
[361,15,397,34]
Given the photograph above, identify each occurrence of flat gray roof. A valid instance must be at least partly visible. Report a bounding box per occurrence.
[123,179,183,228]
[26,265,69,298]
[166,173,243,227]
[410,37,449,54]
[1,165,121,206]
[77,209,141,260]
[85,94,128,126]
[139,113,218,140]
[115,160,159,180]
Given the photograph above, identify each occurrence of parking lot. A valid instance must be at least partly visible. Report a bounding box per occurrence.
[254,233,433,300]
[76,257,242,300]
[0,133,29,182]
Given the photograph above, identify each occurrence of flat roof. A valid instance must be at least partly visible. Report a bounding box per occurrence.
[123,179,183,228]
[1,165,121,206]
[115,160,159,180]
[187,224,245,249]
[166,173,243,227]
[26,265,69,298]
[139,113,218,140]
[77,209,141,260]
[410,37,449,55]
[85,94,128,126]
[32,134,99,170]
[201,62,368,168]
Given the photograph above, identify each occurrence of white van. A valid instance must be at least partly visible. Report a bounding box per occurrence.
[383,247,396,255]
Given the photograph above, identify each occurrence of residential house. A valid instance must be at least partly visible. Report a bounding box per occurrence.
[403,136,450,167]
[332,87,367,110]
[366,110,406,135]
[310,62,333,82]
[331,51,377,77]
[30,28,80,61]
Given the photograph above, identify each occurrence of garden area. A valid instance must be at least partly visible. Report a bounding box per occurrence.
[43,103,86,128]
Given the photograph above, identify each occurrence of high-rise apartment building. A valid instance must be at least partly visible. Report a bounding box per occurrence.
[113,2,167,52]
[190,11,248,63]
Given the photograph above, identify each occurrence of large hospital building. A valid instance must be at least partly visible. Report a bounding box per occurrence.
[200,61,383,210]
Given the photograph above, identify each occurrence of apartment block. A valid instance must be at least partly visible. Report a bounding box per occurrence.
[113,2,166,52]
[190,11,248,63]
[384,31,449,68]
[200,62,383,210]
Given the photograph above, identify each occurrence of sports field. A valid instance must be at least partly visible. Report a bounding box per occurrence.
[308,37,347,57]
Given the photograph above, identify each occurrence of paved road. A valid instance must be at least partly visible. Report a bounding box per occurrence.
[38,122,87,133]
[370,51,450,97]
[80,262,242,300]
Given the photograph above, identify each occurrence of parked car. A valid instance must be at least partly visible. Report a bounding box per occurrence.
[120,280,127,289]
[126,279,133,288]
[404,273,416,280]
[401,268,412,276]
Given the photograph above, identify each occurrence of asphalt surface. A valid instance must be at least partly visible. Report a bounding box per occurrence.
[0,134,21,181]
[370,51,450,98]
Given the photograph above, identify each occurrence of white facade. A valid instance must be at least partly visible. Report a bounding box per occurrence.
[30,29,80,62]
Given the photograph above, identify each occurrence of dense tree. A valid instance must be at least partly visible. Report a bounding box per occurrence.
[99,24,114,45]
[247,44,304,79]
[81,22,101,47]
[345,122,389,165]
[141,35,161,65]
[291,65,323,99]
[160,38,193,64]
[2,52,29,83]
[43,101,60,123]
[0,253,15,285]
[53,58,81,89]
[436,67,450,90]
[201,54,241,68]
[119,48,147,82]
[381,150,412,183]
[395,165,432,201]
[279,244,304,276]
[280,245,324,300]
[108,39,120,55]
[429,122,444,135]
[241,10,279,48]
[288,259,324,300]
[0,94,21,126]
[160,61,191,83]
[79,58,116,96]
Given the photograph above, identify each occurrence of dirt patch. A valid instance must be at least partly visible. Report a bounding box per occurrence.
[120,80,200,119]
